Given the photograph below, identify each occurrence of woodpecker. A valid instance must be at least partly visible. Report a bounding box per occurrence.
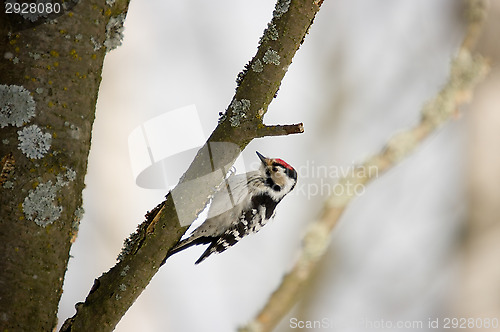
[163,151,297,264]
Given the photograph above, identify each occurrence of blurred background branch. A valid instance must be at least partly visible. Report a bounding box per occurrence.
[240,0,489,331]
[454,0,500,329]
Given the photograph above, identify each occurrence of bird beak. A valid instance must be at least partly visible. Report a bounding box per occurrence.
[256,151,268,165]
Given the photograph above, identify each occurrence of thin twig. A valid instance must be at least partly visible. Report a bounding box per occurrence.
[254,123,305,138]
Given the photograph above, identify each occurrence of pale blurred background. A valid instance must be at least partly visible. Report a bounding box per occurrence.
[57,0,500,331]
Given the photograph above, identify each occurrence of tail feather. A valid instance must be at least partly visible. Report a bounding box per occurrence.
[162,222,247,265]
[194,243,218,264]
[161,236,214,266]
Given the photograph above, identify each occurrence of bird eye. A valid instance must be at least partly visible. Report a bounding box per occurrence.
[272,167,278,172]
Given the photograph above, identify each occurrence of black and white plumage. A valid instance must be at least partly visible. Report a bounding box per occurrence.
[163,151,297,264]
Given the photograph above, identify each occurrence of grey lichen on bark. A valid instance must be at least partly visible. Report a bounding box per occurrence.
[0,0,130,331]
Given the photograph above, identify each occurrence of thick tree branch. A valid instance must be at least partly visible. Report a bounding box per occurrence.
[61,0,321,330]
[239,1,489,331]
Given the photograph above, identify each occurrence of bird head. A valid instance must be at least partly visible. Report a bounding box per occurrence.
[256,151,297,196]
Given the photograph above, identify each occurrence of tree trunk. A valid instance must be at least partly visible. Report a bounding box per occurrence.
[0,1,130,330]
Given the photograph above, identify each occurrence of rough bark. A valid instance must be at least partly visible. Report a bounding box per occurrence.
[0,1,130,330]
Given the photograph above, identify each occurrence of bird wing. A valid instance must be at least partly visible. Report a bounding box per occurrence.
[206,171,258,219]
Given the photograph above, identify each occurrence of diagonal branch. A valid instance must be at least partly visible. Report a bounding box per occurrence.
[239,1,490,331]
[61,0,323,331]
